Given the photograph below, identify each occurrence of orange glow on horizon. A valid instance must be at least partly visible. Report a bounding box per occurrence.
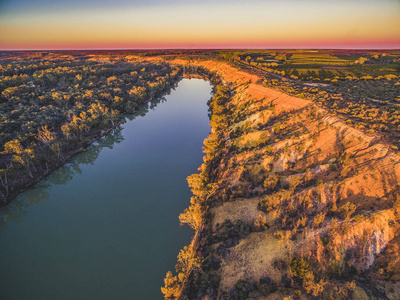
[0,1,399,50]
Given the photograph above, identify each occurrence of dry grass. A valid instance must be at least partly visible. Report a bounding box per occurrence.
[211,197,260,231]
[219,232,289,291]
[234,131,268,150]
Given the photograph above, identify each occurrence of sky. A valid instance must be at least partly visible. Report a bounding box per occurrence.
[0,0,399,50]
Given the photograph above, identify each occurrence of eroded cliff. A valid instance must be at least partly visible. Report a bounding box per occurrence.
[160,57,400,300]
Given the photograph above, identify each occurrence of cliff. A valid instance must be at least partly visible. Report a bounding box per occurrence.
[159,57,400,299]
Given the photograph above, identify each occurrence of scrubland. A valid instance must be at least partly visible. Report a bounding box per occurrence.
[160,56,400,300]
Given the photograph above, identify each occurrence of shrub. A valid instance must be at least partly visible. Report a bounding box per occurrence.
[341,202,358,220]
[353,214,365,222]
[230,279,257,300]
[254,212,268,231]
[314,211,326,228]
[213,219,251,245]
[320,236,330,246]
[263,174,280,191]
[274,230,285,240]
[290,258,310,279]
[259,276,277,295]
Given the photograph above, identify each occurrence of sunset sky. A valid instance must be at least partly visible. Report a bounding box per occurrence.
[0,0,399,50]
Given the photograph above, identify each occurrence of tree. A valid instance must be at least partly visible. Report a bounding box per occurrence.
[1,86,19,102]
[161,271,179,299]
[175,246,201,279]
[275,55,286,61]
[35,126,64,161]
[179,202,203,230]
[35,125,56,146]
[0,168,9,200]
[2,139,35,178]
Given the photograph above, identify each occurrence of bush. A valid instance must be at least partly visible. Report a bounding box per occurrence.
[263,174,280,191]
[353,214,365,222]
[273,230,285,240]
[320,236,330,246]
[229,279,257,300]
[213,219,251,245]
[290,258,311,279]
[313,211,326,228]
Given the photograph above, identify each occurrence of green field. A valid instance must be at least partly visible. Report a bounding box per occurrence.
[237,50,400,81]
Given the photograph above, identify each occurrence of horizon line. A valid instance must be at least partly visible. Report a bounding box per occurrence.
[1,47,400,52]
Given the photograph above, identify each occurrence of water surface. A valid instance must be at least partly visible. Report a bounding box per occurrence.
[0,78,212,300]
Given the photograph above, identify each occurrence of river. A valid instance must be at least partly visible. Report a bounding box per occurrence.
[0,78,212,300]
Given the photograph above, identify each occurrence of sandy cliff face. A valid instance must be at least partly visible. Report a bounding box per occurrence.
[161,58,400,299]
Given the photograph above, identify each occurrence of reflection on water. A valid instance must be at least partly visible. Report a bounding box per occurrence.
[0,187,49,233]
[0,95,168,234]
[0,127,121,233]
[0,79,211,300]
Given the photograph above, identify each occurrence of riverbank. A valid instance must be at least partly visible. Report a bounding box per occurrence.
[1,125,117,206]
[0,74,181,207]
[161,57,400,299]
[0,78,213,299]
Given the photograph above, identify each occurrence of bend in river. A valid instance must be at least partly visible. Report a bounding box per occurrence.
[0,78,212,300]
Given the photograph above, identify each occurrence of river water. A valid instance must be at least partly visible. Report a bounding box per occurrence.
[0,78,212,300]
